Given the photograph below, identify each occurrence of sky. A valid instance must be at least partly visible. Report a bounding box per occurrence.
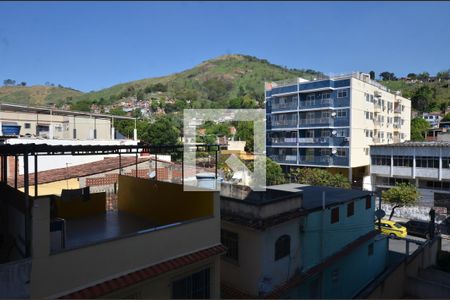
[0,1,450,92]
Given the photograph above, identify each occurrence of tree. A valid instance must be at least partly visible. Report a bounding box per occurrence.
[369,71,375,80]
[382,183,419,220]
[20,82,27,86]
[246,157,285,186]
[437,70,450,81]
[440,102,449,114]
[143,116,180,145]
[379,72,397,81]
[290,168,351,189]
[410,117,430,141]
[3,79,15,86]
[407,73,417,80]
[234,121,254,152]
[411,85,435,112]
[442,112,450,122]
[417,72,430,82]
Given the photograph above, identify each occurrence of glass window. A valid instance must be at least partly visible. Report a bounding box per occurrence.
[275,235,291,260]
[221,230,239,263]
[416,156,439,168]
[331,207,339,224]
[172,269,210,299]
[337,89,348,98]
[24,123,31,129]
[347,202,354,217]
[393,156,413,167]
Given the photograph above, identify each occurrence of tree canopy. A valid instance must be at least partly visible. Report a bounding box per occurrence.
[410,117,430,141]
[382,183,419,220]
[411,85,436,112]
[289,168,351,189]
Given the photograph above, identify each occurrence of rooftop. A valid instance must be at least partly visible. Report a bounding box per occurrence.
[269,184,371,210]
[371,141,450,148]
[0,103,135,120]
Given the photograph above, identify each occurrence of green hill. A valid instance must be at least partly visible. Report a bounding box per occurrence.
[71,54,323,109]
[0,85,82,106]
[381,79,450,113]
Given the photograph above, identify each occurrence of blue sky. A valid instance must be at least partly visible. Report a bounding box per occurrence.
[0,1,449,92]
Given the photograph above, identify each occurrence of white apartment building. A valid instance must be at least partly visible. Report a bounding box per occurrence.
[265,72,411,186]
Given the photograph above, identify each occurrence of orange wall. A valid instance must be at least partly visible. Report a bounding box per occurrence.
[117,175,213,225]
[54,192,106,219]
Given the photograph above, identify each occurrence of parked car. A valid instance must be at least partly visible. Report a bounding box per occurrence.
[404,220,433,239]
[375,220,407,238]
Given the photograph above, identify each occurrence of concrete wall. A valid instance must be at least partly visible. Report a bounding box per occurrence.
[0,111,112,140]
[29,178,221,298]
[350,78,411,169]
[302,195,374,268]
[360,237,441,299]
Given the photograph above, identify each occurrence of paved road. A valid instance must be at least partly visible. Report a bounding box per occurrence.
[389,235,425,255]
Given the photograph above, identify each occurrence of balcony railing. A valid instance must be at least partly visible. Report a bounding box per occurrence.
[297,137,348,146]
[394,107,402,113]
[272,102,298,112]
[271,120,298,129]
[298,117,332,127]
[298,155,349,166]
[270,154,298,164]
[270,137,298,145]
[299,99,332,109]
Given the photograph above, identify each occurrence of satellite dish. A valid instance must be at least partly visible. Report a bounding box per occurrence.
[148,171,156,179]
[331,148,337,154]
[332,130,337,136]
[331,112,337,117]
[375,209,386,219]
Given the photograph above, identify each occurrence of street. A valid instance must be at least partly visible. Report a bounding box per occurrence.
[389,235,424,255]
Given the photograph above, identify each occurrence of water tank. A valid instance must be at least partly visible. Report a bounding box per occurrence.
[1,124,21,136]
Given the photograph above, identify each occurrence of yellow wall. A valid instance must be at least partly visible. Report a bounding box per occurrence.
[54,192,106,219]
[117,175,213,225]
[20,178,80,196]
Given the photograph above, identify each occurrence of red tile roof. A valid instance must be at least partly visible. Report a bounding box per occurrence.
[264,230,379,298]
[59,244,226,299]
[8,156,176,188]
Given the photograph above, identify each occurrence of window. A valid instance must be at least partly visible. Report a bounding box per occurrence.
[393,156,413,167]
[366,197,372,209]
[371,155,390,166]
[306,94,315,101]
[172,268,210,299]
[368,243,374,256]
[323,93,331,99]
[337,89,348,98]
[221,230,239,263]
[331,207,339,224]
[275,235,291,260]
[365,111,370,120]
[347,202,354,217]
[416,156,439,168]
[336,109,347,118]
[443,157,450,169]
[331,269,339,283]
[24,123,31,129]
[336,148,347,157]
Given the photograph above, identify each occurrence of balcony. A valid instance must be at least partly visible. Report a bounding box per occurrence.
[298,117,332,127]
[299,99,332,109]
[271,120,297,129]
[297,137,348,147]
[374,104,382,113]
[272,102,297,112]
[373,120,383,127]
[270,137,298,146]
[298,155,349,166]
[394,107,402,114]
[393,124,401,131]
[270,154,298,164]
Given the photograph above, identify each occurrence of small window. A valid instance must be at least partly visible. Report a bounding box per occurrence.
[366,197,372,209]
[24,123,31,129]
[172,268,210,299]
[221,230,239,263]
[331,207,339,224]
[368,243,374,256]
[347,202,354,217]
[275,235,291,260]
[337,89,348,98]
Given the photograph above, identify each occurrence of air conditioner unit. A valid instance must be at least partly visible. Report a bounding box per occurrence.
[331,112,337,117]
[332,148,337,154]
[332,130,337,136]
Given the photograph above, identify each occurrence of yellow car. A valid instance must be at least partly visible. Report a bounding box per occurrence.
[375,220,407,238]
